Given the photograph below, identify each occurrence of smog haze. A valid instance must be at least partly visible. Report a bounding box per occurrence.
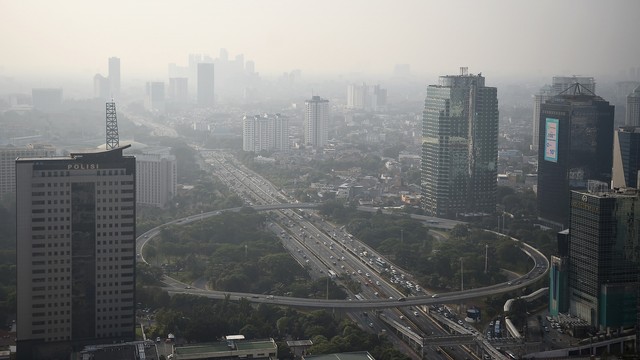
[2,0,639,81]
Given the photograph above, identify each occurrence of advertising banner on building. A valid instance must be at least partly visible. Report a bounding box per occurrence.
[544,118,559,162]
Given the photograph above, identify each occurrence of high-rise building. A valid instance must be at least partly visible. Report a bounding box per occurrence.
[16,146,136,359]
[168,77,189,103]
[549,229,570,316]
[108,57,120,98]
[242,114,289,152]
[551,76,596,95]
[304,96,330,148]
[93,74,110,100]
[567,187,640,329]
[537,84,614,228]
[145,82,165,112]
[612,127,640,189]
[421,68,498,217]
[0,144,56,195]
[346,84,387,112]
[197,63,215,107]
[347,83,369,110]
[31,88,63,112]
[531,85,553,151]
[135,148,177,208]
[626,85,640,126]
[532,77,596,151]
[372,85,387,112]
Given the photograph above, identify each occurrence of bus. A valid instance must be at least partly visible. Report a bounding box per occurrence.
[494,320,501,337]
[328,270,337,279]
[375,257,388,268]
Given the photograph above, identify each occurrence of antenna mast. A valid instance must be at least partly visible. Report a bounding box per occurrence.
[106,101,119,150]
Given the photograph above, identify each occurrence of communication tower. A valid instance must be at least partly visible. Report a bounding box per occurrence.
[106,101,119,149]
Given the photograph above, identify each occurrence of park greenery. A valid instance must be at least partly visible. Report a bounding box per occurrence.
[137,291,409,360]
[317,200,534,292]
[143,208,346,299]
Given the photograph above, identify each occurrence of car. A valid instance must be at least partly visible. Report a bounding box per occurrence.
[398,297,406,301]
[184,286,192,289]
[413,311,419,317]
[431,294,438,298]
[156,337,162,343]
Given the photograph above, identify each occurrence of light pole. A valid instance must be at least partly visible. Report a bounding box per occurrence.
[484,244,489,274]
[460,258,464,291]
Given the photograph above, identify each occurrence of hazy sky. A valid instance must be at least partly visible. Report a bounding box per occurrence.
[2,0,640,80]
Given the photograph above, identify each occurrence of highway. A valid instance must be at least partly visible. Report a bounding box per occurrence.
[136,150,549,360]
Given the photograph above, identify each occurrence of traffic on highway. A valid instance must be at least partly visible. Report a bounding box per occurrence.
[136,149,550,360]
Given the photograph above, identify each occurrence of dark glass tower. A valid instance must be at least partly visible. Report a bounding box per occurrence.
[421,68,498,218]
[537,84,614,228]
[568,188,640,329]
[16,146,136,359]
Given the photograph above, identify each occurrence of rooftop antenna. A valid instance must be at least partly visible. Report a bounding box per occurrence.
[105,99,119,150]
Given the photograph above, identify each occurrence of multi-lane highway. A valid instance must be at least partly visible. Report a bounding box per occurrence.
[137,149,549,360]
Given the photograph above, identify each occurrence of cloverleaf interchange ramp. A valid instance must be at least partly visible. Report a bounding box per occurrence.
[136,203,549,310]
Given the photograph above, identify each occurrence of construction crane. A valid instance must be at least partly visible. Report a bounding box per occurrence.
[105,101,119,150]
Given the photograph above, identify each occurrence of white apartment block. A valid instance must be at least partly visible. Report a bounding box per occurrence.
[135,149,177,208]
[242,114,290,152]
[0,144,56,195]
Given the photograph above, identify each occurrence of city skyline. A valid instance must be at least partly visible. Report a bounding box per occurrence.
[1,0,640,81]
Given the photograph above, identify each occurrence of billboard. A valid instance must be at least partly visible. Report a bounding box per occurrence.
[544,118,559,162]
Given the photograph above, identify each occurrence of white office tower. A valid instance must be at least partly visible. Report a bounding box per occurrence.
[626,85,640,126]
[144,82,165,112]
[135,148,177,208]
[16,146,136,359]
[242,114,290,152]
[304,96,329,148]
[531,85,553,151]
[347,83,369,110]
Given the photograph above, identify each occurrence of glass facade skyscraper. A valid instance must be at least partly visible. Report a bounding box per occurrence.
[537,86,614,228]
[421,69,498,218]
[568,188,640,329]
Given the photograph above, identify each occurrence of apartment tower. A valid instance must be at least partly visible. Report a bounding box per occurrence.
[108,57,120,98]
[197,63,215,107]
[304,96,329,148]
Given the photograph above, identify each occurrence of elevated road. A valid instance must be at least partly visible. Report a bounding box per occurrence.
[137,203,549,310]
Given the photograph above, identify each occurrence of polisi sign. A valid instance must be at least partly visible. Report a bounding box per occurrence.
[67,163,99,170]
